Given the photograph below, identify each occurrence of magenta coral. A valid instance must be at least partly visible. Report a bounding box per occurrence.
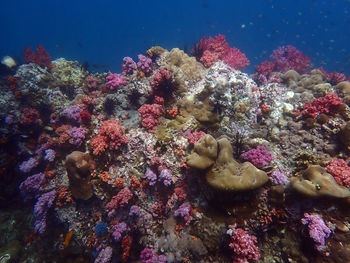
[228,227,260,263]
[326,159,350,188]
[105,73,127,90]
[194,34,249,70]
[241,145,273,168]
[138,104,163,132]
[223,47,250,70]
[270,45,311,74]
[106,187,133,211]
[301,93,343,118]
[301,213,331,252]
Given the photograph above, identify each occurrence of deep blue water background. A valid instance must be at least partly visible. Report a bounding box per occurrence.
[2,0,350,75]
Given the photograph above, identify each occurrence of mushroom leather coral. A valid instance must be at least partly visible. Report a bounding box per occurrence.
[65,151,94,200]
[187,135,269,191]
[290,165,350,198]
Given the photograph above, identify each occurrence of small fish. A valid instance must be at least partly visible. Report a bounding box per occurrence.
[64,230,74,248]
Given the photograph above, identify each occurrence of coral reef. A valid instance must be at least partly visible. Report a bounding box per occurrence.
[2,35,350,263]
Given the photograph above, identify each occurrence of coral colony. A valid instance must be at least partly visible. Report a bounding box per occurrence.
[3,35,350,262]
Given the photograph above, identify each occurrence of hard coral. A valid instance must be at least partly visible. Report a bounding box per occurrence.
[291,165,350,198]
[187,135,269,191]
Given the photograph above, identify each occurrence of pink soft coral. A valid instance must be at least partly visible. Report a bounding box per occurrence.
[228,227,260,263]
[194,34,249,70]
[138,104,163,132]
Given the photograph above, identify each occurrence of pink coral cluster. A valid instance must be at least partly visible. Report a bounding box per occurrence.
[193,34,249,70]
[138,104,163,132]
[151,68,172,91]
[254,45,311,85]
[301,93,343,118]
[186,130,206,144]
[326,159,350,188]
[241,145,273,168]
[85,76,100,90]
[227,227,260,263]
[105,73,127,90]
[106,187,133,211]
[90,120,128,155]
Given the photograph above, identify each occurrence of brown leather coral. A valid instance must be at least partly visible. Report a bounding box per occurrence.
[65,151,94,200]
[291,165,350,198]
[187,135,269,191]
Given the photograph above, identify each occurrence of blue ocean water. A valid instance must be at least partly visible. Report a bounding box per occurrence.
[2,0,350,74]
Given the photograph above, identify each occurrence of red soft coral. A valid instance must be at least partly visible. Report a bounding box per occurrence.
[90,120,128,155]
[327,159,350,188]
[23,45,52,68]
[106,187,133,210]
[301,93,343,118]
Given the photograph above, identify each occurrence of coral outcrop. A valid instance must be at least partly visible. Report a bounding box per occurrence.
[65,151,94,200]
[290,165,350,198]
[187,135,269,191]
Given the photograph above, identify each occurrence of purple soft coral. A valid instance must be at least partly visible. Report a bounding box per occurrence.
[122,57,137,75]
[301,213,331,252]
[270,45,311,74]
[137,54,152,75]
[34,190,57,234]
